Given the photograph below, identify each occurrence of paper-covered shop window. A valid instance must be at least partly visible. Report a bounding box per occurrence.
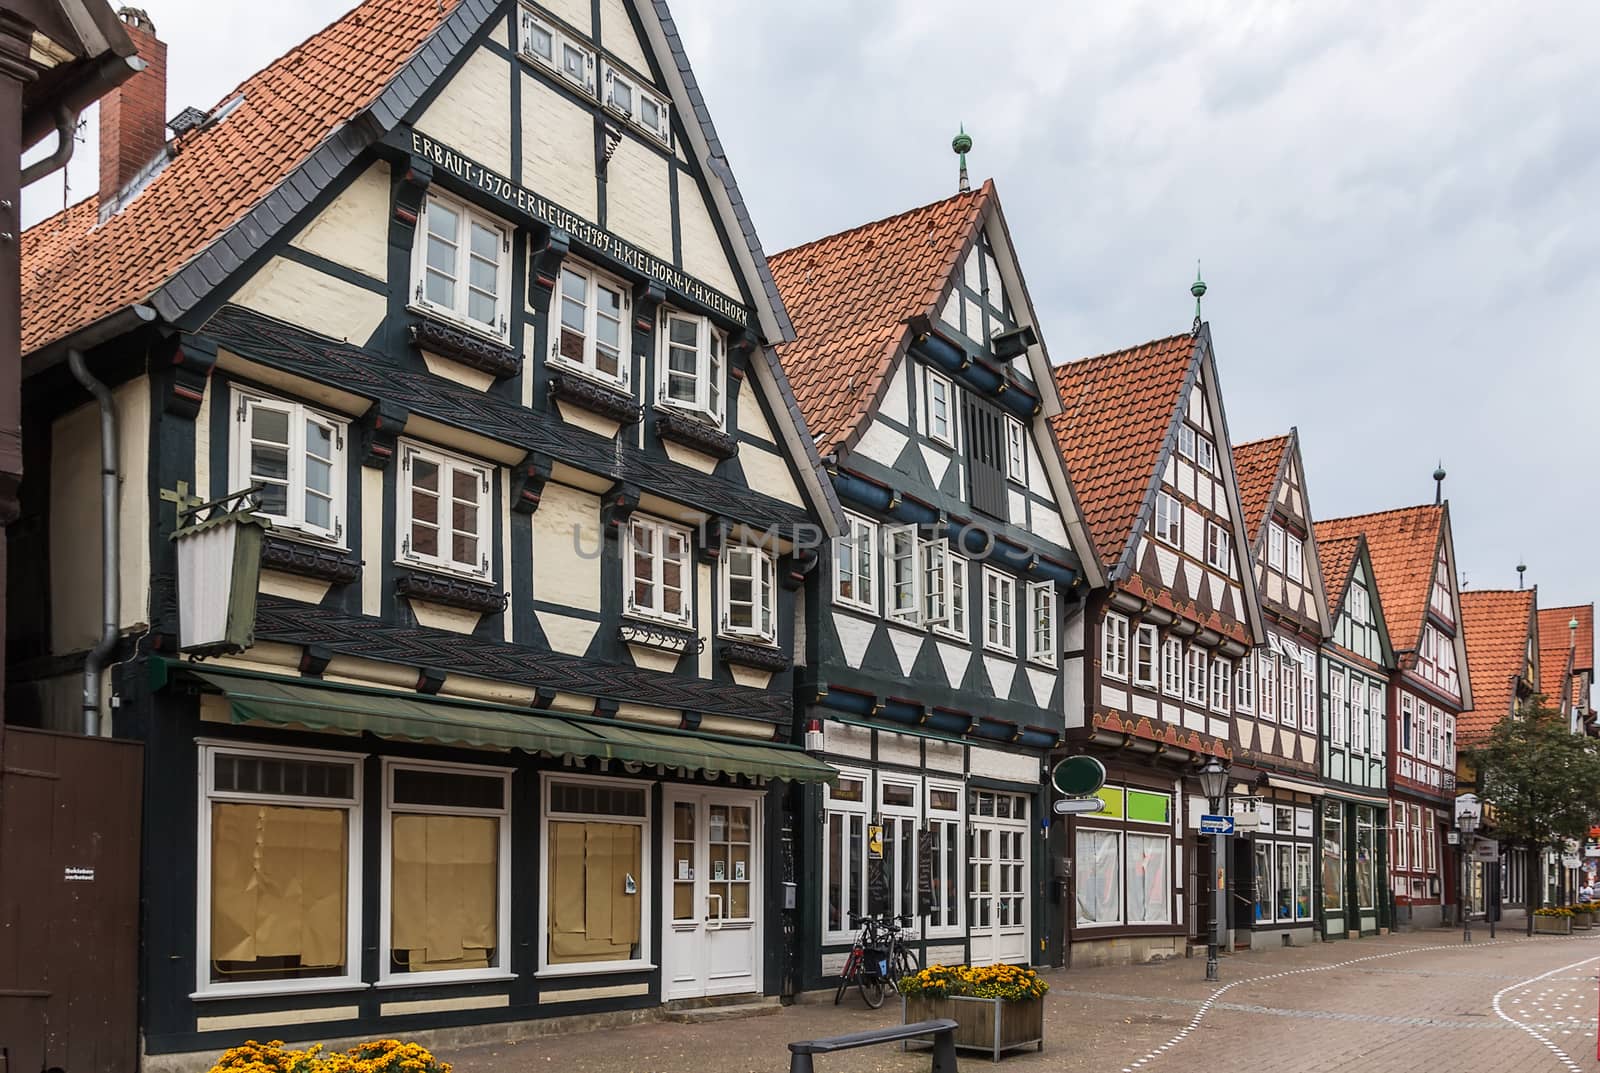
[547,821,644,964]
[391,814,499,973]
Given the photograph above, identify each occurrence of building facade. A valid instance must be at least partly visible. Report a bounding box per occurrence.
[767,183,1102,982]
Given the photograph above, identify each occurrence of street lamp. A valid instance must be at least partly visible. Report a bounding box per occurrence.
[1197,757,1229,982]
[1457,795,1482,944]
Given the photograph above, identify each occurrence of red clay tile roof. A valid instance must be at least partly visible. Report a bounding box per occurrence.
[1317,534,1362,613]
[1458,588,1536,744]
[768,184,990,452]
[1538,603,1595,709]
[21,0,456,355]
[1315,504,1445,654]
[1049,333,1196,562]
[1233,434,1289,546]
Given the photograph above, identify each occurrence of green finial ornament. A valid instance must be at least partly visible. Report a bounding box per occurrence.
[1190,260,1207,330]
[953,124,973,193]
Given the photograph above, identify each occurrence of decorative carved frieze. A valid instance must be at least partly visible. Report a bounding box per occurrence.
[656,409,737,460]
[548,370,642,426]
[395,571,508,614]
[261,535,362,585]
[408,317,520,380]
[719,640,789,673]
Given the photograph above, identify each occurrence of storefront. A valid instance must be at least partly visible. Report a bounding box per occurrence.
[1318,796,1388,938]
[1239,793,1318,944]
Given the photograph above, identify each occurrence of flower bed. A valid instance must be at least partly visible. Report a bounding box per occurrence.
[1534,908,1573,935]
[900,965,1047,1061]
[210,1039,451,1073]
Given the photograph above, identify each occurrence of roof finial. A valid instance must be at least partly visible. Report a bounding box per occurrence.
[1432,460,1446,504]
[1190,261,1207,333]
[952,124,973,194]
[1516,559,1527,589]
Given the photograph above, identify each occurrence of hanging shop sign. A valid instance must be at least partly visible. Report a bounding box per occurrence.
[1050,756,1107,797]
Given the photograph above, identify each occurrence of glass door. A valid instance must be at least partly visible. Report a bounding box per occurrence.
[968,791,1030,965]
[662,791,760,1000]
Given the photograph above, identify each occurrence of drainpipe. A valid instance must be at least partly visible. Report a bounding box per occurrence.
[67,348,119,737]
[18,104,80,189]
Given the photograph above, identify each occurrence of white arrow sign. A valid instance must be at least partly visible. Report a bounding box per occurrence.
[1054,798,1107,815]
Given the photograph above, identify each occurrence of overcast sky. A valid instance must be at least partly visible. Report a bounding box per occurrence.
[24,1,1599,612]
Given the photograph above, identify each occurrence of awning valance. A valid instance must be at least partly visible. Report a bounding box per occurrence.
[185,667,836,785]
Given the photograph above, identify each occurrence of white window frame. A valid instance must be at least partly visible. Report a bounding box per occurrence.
[1161,637,1184,697]
[1351,675,1368,752]
[519,8,595,93]
[1153,492,1181,546]
[410,191,512,342]
[1394,803,1409,870]
[720,544,776,644]
[536,772,652,976]
[1100,613,1129,681]
[1235,651,1254,712]
[1124,831,1172,925]
[1185,646,1208,707]
[230,388,347,546]
[1177,424,1195,460]
[1268,522,1285,570]
[1369,683,1385,754]
[194,740,364,999]
[934,550,968,640]
[1210,657,1232,714]
[1027,581,1056,667]
[1301,653,1317,732]
[983,568,1016,654]
[877,778,921,927]
[1330,669,1347,748]
[886,525,923,625]
[1259,651,1277,719]
[924,780,965,939]
[378,758,513,986]
[625,514,694,627]
[821,768,870,944]
[925,369,958,448]
[397,440,493,580]
[1205,521,1230,572]
[656,309,726,425]
[1134,624,1159,688]
[1004,416,1027,484]
[1286,534,1304,582]
[603,63,670,144]
[551,260,630,388]
[834,512,878,613]
[1195,436,1214,475]
[1279,657,1298,728]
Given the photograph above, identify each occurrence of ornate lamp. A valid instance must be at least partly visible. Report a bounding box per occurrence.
[171,487,269,654]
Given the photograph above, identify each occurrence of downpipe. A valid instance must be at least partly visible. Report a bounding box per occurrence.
[67,349,119,737]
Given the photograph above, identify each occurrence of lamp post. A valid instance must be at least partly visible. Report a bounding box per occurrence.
[1457,795,1481,944]
[1197,757,1230,983]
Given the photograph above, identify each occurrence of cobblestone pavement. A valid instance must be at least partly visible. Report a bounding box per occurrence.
[451,928,1600,1072]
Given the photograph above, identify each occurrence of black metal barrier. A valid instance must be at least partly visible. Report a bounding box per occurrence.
[787,1018,959,1073]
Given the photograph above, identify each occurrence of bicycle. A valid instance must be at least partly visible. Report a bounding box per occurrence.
[833,914,922,1008]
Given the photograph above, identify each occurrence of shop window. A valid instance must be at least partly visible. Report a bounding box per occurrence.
[926,784,963,937]
[398,441,493,579]
[383,761,509,981]
[1075,829,1121,925]
[1125,833,1170,923]
[1275,843,1295,921]
[1253,841,1272,922]
[877,780,919,925]
[721,545,775,643]
[411,192,511,340]
[231,389,347,545]
[542,776,648,971]
[199,743,361,995]
[1322,808,1344,912]
[626,515,692,626]
[1355,807,1377,909]
[554,262,628,386]
[822,771,868,942]
[834,512,878,613]
[657,310,725,425]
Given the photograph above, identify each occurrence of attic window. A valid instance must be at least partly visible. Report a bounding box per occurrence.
[520,8,594,94]
[604,64,670,145]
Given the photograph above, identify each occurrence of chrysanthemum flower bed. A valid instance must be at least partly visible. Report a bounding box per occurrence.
[208,1038,450,1073]
[897,962,1049,1003]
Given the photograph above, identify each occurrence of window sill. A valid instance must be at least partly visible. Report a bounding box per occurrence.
[534,962,655,980]
[982,645,1017,658]
[1027,657,1058,670]
[408,310,519,380]
[718,638,789,673]
[548,366,642,425]
[619,617,701,654]
[375,970,516,990]
[191,978,369,1002]
[261,533,362,585]
[395,568,508,614]
[654,407,736,460]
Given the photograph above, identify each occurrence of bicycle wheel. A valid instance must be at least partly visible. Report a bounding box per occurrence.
[859,974,886,1009]
[892,943,921,982]
[834,949,857,1006]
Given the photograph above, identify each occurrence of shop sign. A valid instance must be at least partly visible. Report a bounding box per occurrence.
[1050,755,1106,797]
[1471,838,1500,862]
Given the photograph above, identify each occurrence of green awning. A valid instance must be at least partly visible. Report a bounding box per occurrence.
[187,668,836,784]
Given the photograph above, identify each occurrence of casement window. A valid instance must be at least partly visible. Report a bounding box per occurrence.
[925,784,964,937]
[822,771,869,942]
[1210,657,1232,714]
[519,8,594,92]
[1330,671,1347,747]
[1153,492,1181,546]
[1431,708,1443,763]
[1286,534,1304,582]
[1400,694,1414,754]
[983,569,1016,654]
[658,310,726,424]
[1100,613,1129,680]
[1134,625,1159,687]
[1444,714,1455,767]
[1351,677,1368,752]
[1279,657,1298,727]
[925,369,957,447]
[1411,804,1424,872]
[1235,651,1254,712]
[1394,803,1409,870]
[231,389,347,545]
[398,442,493,579]
[1259,651,1277,718]
[1177,424,1195,460]
[554,262,628,386]
[197,742,362,996]
[1195,437,1215,475]
[963,394,1010,520]
[886,526,923,625]
[1027,581,1056,666]
[1205,521,1230,571]
[1301,655,1317,732]
[541,775,648,972]
[721,545,775,643]
[834,513,877,613]
[1350,583,1370,624]
[1426,822,1438,873]
[1161,638,1184,697]
[1267,523,1285,570]
[626,516,692,625]
[1365,683,1382,752]
[603,63,670,144]
[1004,416,1027,484]
[412,193,512,341]
[926,546,967,639]
[1185,646,1208,707]
[381,760,511,982]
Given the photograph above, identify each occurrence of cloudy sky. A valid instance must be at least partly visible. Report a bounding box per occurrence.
[24,0,1600,611]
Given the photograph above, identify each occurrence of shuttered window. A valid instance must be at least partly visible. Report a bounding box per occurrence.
[963,394,1010,520]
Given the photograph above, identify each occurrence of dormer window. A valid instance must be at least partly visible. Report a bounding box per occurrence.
[411,193,511,342]
[1178,425,1195,460]
[1195,437,1214,475]
[554,262,628,387]
[604,64,671,145]
[519,9,594,93]
[657,310,725,425]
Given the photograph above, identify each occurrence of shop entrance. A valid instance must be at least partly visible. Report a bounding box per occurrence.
[662,789,762,1000]
[968,790,1029,965]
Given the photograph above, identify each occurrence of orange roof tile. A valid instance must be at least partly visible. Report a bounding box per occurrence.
[1457,589,1536,744]
[1315,504,1445,654]
[1538,603,1595,709]
[21,0,455,355]
[1317,534,1362,612]
[1233,434,1290,546]
[768,184,989,452]
[1049,333,1196,561]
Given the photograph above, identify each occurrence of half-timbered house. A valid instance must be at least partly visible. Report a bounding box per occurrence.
[1538,603,1595,736]
[12,0,843,1059]
[1230,431,1331,947]
[767,183,1103,980]
[1049,326,1266,965]
[1311,530,1396,939]
[1317,505,1471,929]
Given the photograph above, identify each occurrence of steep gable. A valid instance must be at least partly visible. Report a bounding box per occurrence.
[1538,603,1594,710]
[1233,434,1289,546]
[1234,430,1330,638]
[1459,588,1538,744]
[1316,505,1444,655]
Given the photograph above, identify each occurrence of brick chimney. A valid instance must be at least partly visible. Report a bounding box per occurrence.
[98,7,167,205]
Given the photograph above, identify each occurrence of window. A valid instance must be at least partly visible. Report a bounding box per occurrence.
[1101,613,1129,680]
[1301,655,1317,732]
[626,516,692,625]
[1444,714,1455,767]
[1027,581,1056,666]
[1153,492,1181,545]
[1286,534,1304,582]
[658,311,726,424]
[1177,424,1195,459]
[603,64,670,144]
[1162,638,1184,697]
[231,390,347,544]
[1429,545,1453,620]
[1076,829,1121,925]
[1126,833,1171,923]
[1279,653,1297,727]
[1259,651,1277,719]
[1329,671,1347,748]
[877,780,920,925]
[1253,840,1272,922]
[1322,806,1344,912]
[1211,657,1232,713]
[925,369,956,447]
[983,569,1015,654]
[1368,684,1384,755]
[1185,646,1208,706]
[834,513,877,613]
[721,545,775,643]
[1004,416,1027,483]
[382,761,510,982]
[542,776,648,972]
[1431,708,1443,763]
[929,549,967,639]
[1355,807,1376,908]
[1134,625,1159,687]
[519,9,594,92]
[1350,583,1370,624]
[822,771,868,942]
[1268,523,1285,570]
[886,526,922,624]
[198,743,361,995]
[1400,694,1414,754]
[553,263,628,386]
[1351,677,1368,753]
[1394,801,1408,869]
[1195,437,1215,474]
[412,193,511,340]
[1205,521,1230,571]
[1235,652,1254,712]
[1426,821,1438,872]
[398,442,492,579]
[1293,844,1314,921]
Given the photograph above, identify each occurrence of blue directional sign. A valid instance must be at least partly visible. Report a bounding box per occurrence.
[1199,814,1235,835]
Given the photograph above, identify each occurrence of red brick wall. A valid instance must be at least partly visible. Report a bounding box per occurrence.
[98,17,166,204]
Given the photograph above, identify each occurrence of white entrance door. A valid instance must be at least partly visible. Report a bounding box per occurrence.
[968,790,1030,965]
[662,790,761,1000]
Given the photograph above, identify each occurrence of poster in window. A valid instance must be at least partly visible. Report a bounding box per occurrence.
[917,826,936,916]
[677,859,691,881]
[867,824,884,860]
[713,860,725,881]
[734,860,746,881]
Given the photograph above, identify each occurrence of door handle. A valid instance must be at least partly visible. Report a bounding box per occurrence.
[707,893,723,930]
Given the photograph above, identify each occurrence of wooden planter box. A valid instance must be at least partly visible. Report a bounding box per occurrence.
[902,994,1044,1062]
[1574,912,1593,930]
[1534,915,1573,935]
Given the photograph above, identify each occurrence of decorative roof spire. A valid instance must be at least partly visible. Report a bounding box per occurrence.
[1190,262,1207,333]
[1433,461,1446,504]
[1516,559,1527,589]
[952,124,972,193]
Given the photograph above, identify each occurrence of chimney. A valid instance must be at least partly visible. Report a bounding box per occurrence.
[98,7,167,206]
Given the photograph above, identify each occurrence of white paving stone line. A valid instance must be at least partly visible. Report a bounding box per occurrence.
[1491,955,1600,1073]
[1118,934,1600,1073]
